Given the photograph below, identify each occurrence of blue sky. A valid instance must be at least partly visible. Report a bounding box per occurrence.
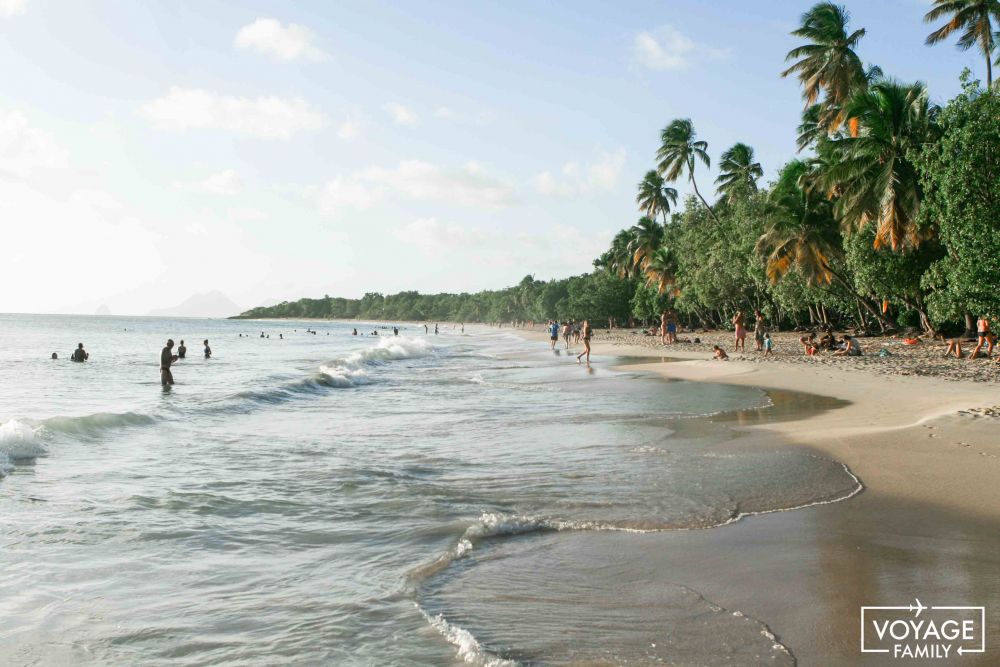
[0,0,985,314]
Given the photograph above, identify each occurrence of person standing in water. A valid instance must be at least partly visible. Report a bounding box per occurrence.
[549,320,559,350]
[177,340,187,359]
[576,319,592,365]
[160,339,177,386]
[203,339,212,358]
[71,343,89,362]
[434,324,439,335]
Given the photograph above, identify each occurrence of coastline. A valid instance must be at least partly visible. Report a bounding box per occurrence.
[510,327,1000,664]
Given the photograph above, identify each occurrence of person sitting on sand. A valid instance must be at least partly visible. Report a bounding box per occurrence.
[160,339,177,386]
[177,340,186,359]
[800,332,817,355]
[833,335,862,357]
[71,343,89,362]
[732,311,746,352]
[818,329,838,351]
[763,332,774,357]
[969,316,994,360]
[713,345,729,360]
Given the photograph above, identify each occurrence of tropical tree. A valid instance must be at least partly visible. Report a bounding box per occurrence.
[594,229,638,278]
[822,79,937,251]
[782,2,867,131]
[635,170,678,222]
[715,143,764,203]
[627,216,665,270]
[924,0,1000,87]
[656,118,719,222]
[643,246,678,295]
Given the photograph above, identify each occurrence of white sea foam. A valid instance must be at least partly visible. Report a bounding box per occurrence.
[417,605,517,666]
[0,418,48,459]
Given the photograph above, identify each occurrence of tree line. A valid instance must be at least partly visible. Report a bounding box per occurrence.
[237,2,999,335]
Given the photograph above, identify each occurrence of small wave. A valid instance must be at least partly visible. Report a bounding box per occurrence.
[0,412,158,462]
[417,605,518,667]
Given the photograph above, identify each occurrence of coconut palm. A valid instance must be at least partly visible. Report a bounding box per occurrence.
[636,170,678,223]
[757,161,842,286]
[924,0,1000,87]
[643,246,678,295]
[782,2,867,131]
[822,79,937,251]
[627,217,665,270]
[594,229,637,278]
[656,118,718,222]
[715,143,764,203]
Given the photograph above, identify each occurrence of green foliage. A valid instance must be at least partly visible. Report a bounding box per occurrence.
[914,74,1000,320]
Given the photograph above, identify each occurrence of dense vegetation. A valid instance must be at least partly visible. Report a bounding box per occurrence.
[237,2,1000,334]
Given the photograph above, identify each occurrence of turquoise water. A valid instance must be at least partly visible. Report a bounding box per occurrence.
[0,315,859,665]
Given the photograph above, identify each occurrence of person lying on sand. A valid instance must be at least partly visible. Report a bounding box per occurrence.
[713,345,729,360]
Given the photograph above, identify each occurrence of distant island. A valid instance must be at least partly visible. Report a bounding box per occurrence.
[151,290,243,318]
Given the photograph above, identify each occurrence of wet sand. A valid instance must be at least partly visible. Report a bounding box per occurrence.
[506,329,1000,664]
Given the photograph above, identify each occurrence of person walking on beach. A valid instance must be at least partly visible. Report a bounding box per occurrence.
[969,317,994,360]
[203,339,211,359]
[763,332,774,357]
[562,321,572,349]
[753,310,766,352]
[732,310,747,352]
[667,310,678,344]
[660,311,668,345]
[549,320,560,350]
[71,343,89,362]
[160,339,177,386]
[177,340,187,359]
[576,319,593,365]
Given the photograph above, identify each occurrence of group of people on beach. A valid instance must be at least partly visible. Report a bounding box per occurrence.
[547,319,593,364]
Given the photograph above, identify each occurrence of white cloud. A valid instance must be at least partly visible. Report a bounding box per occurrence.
[337,114,362,140]
[142,87,327,139]
[173,169,244,196]
[534,148,626,197]
[0,109,69,177]
[633,25,728,71]
[316,160,515,216]
[234,18,327,62]
[393,217,484,254]
[433,106,455,119]
[384,103,418,126]
[227,207,266,222]
[0,0,27,17]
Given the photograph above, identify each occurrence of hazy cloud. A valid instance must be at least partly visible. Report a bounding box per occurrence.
[633,25,728,71]
[142,87,327,139]
[173,169,244,196]
[0,109,69,177]
[0,0,27,17]
[234,18,327,62]
[384,103,418,126]
[534,148,626,197]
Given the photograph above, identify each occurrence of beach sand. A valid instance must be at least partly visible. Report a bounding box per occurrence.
[510,327,1000,665]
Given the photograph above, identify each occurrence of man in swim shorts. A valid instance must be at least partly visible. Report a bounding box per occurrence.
[161,339,176,386]
[549,320,560,349]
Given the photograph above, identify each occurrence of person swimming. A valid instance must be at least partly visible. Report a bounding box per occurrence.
[177,340,187,359]
[160,339,176,386]
[51,352,58,360]
[71,343,89,362]
[203,339,211,358]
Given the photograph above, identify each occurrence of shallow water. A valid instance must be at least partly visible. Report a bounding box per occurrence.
[0,315,859,665]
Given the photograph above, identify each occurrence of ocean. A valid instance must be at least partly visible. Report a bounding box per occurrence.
[0,314,861,665]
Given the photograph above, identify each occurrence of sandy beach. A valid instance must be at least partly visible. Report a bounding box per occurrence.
[511,326,1000,664]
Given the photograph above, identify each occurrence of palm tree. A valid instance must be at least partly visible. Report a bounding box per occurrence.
[656,118,719,222]
[636,170,678,223]
[782,2,867,131]
[643,246,677,295]
[757,162,842,286]
[627,216,664,270]
[924,0,1000,87]
[715,143,764,203]
[822,79,937,251]
[594,229,637,278]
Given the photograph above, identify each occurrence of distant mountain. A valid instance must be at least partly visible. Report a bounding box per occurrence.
[95,304,112,316]
[148,291,242,318]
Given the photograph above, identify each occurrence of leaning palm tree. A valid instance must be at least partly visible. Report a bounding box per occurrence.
[782,2,867,131]
[635,170,678,223]
[715,143,764,203]
[822,79,937,251]
[656,118,718,222]
[627,216,664,270]
[594,229,638,278]
[643,246,678,295]
[924,0,1000,87]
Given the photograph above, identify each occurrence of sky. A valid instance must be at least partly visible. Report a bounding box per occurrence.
[0,0,985,315]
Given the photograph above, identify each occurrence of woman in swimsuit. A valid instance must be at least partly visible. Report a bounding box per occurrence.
[732,311,746,353]
[969,317,994,360]
[576,320,593,365]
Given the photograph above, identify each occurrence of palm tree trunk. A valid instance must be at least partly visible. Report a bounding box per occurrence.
[987,53,992,88]
[690,175,720,223]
